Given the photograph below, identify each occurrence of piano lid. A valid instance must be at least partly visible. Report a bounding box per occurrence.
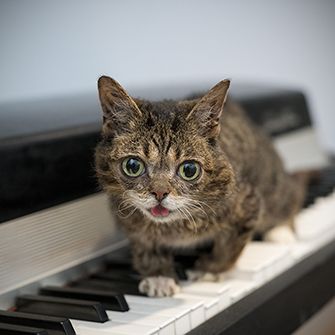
[0,81,311,142]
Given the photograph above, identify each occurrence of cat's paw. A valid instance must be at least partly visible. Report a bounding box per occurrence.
[264,225,296,244]
[186,270,226,282]
[139,276,180,297]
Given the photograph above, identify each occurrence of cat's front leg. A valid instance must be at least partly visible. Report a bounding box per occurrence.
[194,185,261,276]
[131,240,180,297]
[194,228,253,275]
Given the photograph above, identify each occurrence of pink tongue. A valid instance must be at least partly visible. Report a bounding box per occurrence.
[151,204,170,217]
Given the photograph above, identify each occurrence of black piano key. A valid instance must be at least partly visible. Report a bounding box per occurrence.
[94,267,141,283]
[40,286,129,312]
[174,254,198,268]
[72,278,144,296]
[16,295,108,323]
[0,310,75,335]
[174,262,188,280]
[304,166,335,207]
[0,322,48,335]
[106,258,188,280]
[92,271,141,284]
[106,258,133,269]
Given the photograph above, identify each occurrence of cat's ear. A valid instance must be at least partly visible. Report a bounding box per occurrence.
[97,76,142,137]
[186,79,230,138]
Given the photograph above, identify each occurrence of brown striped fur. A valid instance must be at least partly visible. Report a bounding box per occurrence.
[95,76,305,287]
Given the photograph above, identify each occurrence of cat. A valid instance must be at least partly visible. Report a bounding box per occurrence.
[95,75,305,297]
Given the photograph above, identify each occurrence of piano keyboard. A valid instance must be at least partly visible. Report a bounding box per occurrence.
[1,173,335,334]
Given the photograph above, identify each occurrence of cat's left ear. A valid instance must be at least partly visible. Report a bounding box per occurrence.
[186,79,230,138]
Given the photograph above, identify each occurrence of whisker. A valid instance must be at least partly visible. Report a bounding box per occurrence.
[117,195,138,218]
[181,206,197,234]
[186,202,208,218]
[178,207,194,232]
[118,204,137,218]
[188,198,216,215]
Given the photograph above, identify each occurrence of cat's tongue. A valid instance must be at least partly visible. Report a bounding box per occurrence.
[151,204,170,217]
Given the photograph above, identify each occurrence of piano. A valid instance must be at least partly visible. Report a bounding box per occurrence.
[0,82,334,335]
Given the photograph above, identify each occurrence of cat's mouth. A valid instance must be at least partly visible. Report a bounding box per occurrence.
[148,204,172,218]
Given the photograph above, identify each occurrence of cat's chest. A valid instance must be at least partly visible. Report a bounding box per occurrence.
[122,211,223,246]
[159,229,214,248]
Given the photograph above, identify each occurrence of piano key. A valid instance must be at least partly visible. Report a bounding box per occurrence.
[173,293,220,320]
[71,319,159,335]
[181,277,256,306]
[72,275,207,329]
[296,191,335,241]
[0,310,75,335]
[296,209,329,241]
[293,195,335,263]
[39,286,129,312]
[126,300,192,334]
[289,242,314,260]
[0,322,48,335]
[151,291,218,323]
[72,278,143,296]
[16,295,108,323]
[304,170,335,207]
[92,271,140,285]
[174,254,198,270]
[99,264,187,282]
[224,279,257,302]
[73,264,201,331]
[180,281,230,311]
[93,268,141,283]
[226,242,292,284]
[106,311,175,335]
[174,263,188,280]
[125,293,205,333]
[128,300,191,334]
[106,258,133,269]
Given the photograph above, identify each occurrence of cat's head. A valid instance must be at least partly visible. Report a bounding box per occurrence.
[95,76,235,224]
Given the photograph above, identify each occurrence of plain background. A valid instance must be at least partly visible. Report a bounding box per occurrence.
[0,1,334,153]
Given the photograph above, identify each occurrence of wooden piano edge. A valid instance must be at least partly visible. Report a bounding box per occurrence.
[187,240,335,335]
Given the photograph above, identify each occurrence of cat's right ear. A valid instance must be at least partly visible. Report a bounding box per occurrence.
[97,76,142,137]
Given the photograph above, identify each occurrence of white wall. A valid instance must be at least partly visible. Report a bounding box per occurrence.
[0,0,334,152]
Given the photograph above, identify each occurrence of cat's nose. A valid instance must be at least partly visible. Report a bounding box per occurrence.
[151,190,170,202]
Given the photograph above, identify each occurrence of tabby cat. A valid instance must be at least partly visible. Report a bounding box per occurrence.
[95,76,305,297]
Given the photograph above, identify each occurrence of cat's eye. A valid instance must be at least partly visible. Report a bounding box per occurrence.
[122,157,145,177]
[178,161,201,181]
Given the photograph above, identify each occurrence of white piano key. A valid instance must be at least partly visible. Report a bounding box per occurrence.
[180,296,207,327]
[223,279,257,302]
[182,277,256,308]
[266,248,294,280]
[226,242,292,284]
[106,311,175,335]
[74,328,126,335]
[203,297,220,319]
[129,303,189,335]
[180,281,230,311]
[126,297,193,335]
[203,297,221,320]
[126,293,207,333]
[295,191,335,241]
[71,319,159,335]
[295,210,327,240]
[289,242,314,260]
[175,293,220,321]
